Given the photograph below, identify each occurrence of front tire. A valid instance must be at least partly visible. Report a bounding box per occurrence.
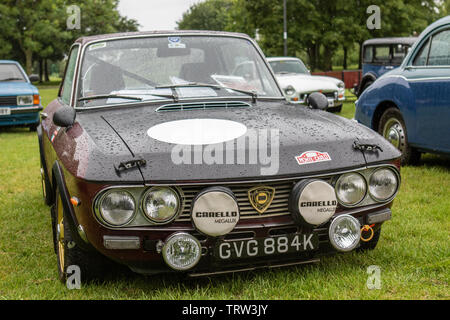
[378,107,421,165]
[358,80,373,97]
[52,187,107,283]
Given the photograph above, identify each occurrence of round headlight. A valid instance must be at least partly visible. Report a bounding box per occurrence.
[329,214,361,252]
[142,187,180,223]
[284,86,296,96]
[369,168,398,201]
[335,173,367,206]
[162,233,201,271]
[98,190,136,226]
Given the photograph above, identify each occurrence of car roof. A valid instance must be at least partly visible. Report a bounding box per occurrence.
[74,30,252,46]
[363,37,418,46]
[0,60,20,64]
[267,57,302,61]
[417,15,450,38]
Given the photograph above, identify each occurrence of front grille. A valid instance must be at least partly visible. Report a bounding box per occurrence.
[323,92,337,99]
[0,96,17,106]
[176,180,295,222]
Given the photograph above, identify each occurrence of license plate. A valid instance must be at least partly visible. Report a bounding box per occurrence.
[215,233,318,260]
[0,108,11,116]
[327,99,335,107]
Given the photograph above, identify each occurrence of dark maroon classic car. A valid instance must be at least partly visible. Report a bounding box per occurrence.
[38,31,401,282]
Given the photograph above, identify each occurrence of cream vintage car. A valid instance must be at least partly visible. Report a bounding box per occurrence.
[268,57,346,112]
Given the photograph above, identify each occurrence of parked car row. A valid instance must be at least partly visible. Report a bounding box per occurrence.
[267,57,346,112]
[1,15,448,282]
[355,15,450,164]
[0,60,41,131]
[355,37,417,97]
[37,31,400,281]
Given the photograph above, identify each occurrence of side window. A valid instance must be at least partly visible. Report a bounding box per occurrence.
[392,44,408,64]
[363,46,373,63]
[374,46,390,63]
[60,46,79,105]
[413,38,430,66]
[428,29,450,66]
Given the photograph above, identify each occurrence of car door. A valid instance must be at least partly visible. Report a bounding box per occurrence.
[405,27,450,152]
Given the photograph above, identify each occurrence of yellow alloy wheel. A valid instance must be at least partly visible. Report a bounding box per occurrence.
[57,194,65,274]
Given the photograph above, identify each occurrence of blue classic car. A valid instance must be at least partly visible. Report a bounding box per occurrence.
[0,60,41,131]
[355,37,417,97]
[355,16,450,164]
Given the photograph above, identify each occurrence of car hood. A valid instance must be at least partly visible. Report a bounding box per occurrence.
[276,74,338,93]
[76,100,400,183]
[0,82,35,95]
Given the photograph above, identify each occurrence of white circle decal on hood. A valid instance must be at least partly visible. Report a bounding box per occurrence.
[147,119,247,145]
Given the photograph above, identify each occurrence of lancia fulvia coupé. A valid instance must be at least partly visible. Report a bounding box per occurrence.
[38,31,401,281]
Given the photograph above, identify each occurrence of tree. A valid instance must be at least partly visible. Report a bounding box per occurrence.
[177,0,234,31]
[176,0,448,71]
[0,0,139,77]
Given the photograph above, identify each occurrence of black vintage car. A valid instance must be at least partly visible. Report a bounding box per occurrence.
[38,31,401,281]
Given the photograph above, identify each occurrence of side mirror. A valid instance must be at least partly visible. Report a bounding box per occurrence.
[307,92,328,110]
[53,106,76,128]
[28,74,40,83]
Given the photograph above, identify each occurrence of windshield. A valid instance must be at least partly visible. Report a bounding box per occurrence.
[269,59,309,75]
[77,36,282,107]
[0,64,26,82]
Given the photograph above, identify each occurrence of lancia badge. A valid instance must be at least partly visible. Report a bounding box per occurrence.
[248,186,275,214]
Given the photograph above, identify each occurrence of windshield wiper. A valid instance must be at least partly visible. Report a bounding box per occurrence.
[156,82,258,103]
[78,94,144,102]
[0,77,24,82]
[77,92,177,103]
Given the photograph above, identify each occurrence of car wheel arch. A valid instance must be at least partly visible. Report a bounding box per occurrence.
[37,124,54,205]
[359,73,377,95]
[51,161,94,252]
[372,101,399,132]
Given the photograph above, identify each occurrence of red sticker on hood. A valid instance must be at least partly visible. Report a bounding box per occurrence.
[295,151,331,165]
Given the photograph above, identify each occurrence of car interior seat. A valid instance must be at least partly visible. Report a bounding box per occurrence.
[89,63,125,95]
[179,63,214,83]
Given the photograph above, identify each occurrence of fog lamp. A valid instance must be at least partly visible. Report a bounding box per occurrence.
[162,233,201,271]
[328,214,361,252]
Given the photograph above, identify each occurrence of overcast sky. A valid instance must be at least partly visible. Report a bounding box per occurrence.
[118,0,203,31]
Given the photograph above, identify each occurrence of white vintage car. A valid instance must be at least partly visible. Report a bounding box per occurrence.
[267,57,346,112]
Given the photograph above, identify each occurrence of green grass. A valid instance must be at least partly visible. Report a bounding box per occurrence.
[0,86,448,300]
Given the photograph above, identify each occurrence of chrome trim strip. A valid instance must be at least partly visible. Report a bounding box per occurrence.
[385,74,450,82]
[9,106,43,114]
